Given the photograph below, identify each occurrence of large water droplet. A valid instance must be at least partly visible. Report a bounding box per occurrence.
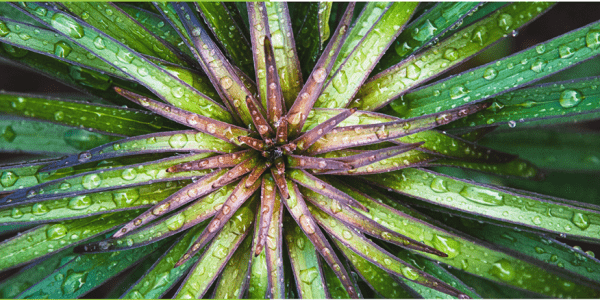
[11,207,23,219]
[46,224,68,240]
[2,125,16,143]
[32,203,50,215]
[112,189,140,207]
[121,168,137,181]
[169,133,188,148]
[431,234,461,259]
[586,30,600,49]
[401,266,419,280]
[166,214,185,231]
[449,85,469,100]
[530,59,546,73]
[559,44,574,59]
[51,13,85,39]
[53,41,72,58]
[332,70,348,93]
[459,186,504,206]
[497,13,513,31]
[471,26,488,45]
[68,195,92,210]
[82,174,102,189]
[443,48,458,61]
[430,178,448,193]
[116,48,134,63]
[312,67,326,83]
[0,171,19,187]
[93,36,106,50]
[489,259,515,281]
[559,89,583,108]
[0,21,10,37]
[571,212,590,230]
[299,267,318,284]
[61,271,87,294]
[411,19,437,42]
[212,243,228,259]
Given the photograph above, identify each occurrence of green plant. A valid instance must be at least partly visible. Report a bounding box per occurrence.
[1,1,600,299]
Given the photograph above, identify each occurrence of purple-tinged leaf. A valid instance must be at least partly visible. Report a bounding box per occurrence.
[309,204,468,298]
[40,130,237,173]
[175,175,261,267]
[330,143,424,170]
[286,154,350,171]
[115,87,251,146]
[270,163,289,200]
[213,233,254,299]
[299,186,447,257]
[168,150,254,173]
[292,108,357,152]
[306,102,490,155]
[276,116,288,144]
[282,180,358,298]
[175,201,255,299]
[238,136,267,151]
[112,169,228,239]
[286,3,355,138]
[264,37,285,126]
[247,2,270,109]
[319,149,436,175]
[76,183,237,253]
[265,186,285,298]
[283,217,328,299]
[246,95,274,140]
[245,161,269,189]
[287,169,367,212]
[255,174,277,256]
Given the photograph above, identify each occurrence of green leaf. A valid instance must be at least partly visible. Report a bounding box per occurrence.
[117,3,194,58]
[0,180,186,225]
[196,2,253,77]
[0,210,143,271]
[430,156,542,179]
[283,217,328,298]
[316,2,418,109]
[369,168,600,243]
[213,232,253,299]
[248,246,269,298]
[331,179,600,297]
[293,2,330,79]
[0,93,181,137]
[61,2,186,66]
[15,3,232,122]
[355,2,553,112]
[445,77,600,130]
[121,225,205,299]
[18,236,166,299]
[264,2,303,108]
[0,246,78,298]
[0,116,120,155]
[401,6,600,118]
[335,241,413,299]
[1,152,214,206]
[375,2,481,73]
[175,202,255,299]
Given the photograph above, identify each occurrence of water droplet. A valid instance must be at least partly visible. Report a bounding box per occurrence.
[0,21,10,37]
[32,203,50,215]
[298,266,319,284]
[449,85,469,100]
[559,89,584,108]
[535,44,546,54]
[82,173,102,189]
[459,186,504,206]
[497,13,513,31]
[61,271,87,294]
[46,224,68,240]
[508,120,516,128]
[2,125,17,143]
[332,70,348,93]
[54,111,65,121]
[53,41,72,58]
[411,19,437,42]
[571,212,590,230]
[532,216,542,225]
[430,178,448,193]
[342,230,352,240]
[431,234,461,259]
[0,171,19,187]
[93,36,106,50]
[406,64,421,80]
[482,67,498,80]
[11,207,23,219]
[116,48,134,63]
[171,86,184,98]
[299,214,315,234]
[121,168,137,181]
[78,151,92,162]
[68,195,92,210]
[401,266,419,280]
[586,30,600,49]
[51,13,85,39]
[296,237,305,250]
[213,243,228,259]
[530,59,546,73]
[443,48,458,61]
[169,133,188,148]
[471,26,488,45]
[112,189,139,207]
[312,67,327,83]
[489,259,515,281]
[220,76,233,89]
[559,44,574,59]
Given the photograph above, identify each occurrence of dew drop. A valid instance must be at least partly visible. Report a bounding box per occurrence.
[11,207,23,219]
[299,214,315,234]
[489,259,515,281]
[559,89,583,108]
[46,224,68,240]
[430,178,448,193]
[586,30,600,49]
[0,171,19,187]
[168,133,188,148]
[32,203,50,215]
[332,70,348,93]
[53,41,72,58]
[212,243,228,259]
[82,174,102,189]
[0,21,10,37]
[558,44,574,59]
[431,234,461,259]
[61,271,87,294]
[68,195,92,210]
[530,59,546,73]
[78,151,92,162]
[220,76,233,89]
[459,186,504,206]
[449,85,469,100]
[299,267,318,284]
[497,13,513,31]
[443,48,458,61]
[571,212,590,230]
[483,67,498,80]
[120,168,137,181]
[51,13,85,39]
[312,67,327,83]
